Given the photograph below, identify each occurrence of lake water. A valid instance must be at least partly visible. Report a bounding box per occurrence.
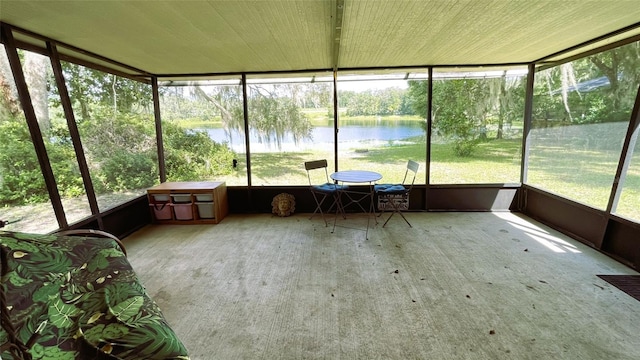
[200,119,425,153]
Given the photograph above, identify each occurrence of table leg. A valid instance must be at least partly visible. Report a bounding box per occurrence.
[332,183,378,240]
[332,186,346,235]
[365,182,379,240]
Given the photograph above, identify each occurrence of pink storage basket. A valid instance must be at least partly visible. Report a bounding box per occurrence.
[150,203,172,220]
[172,203,193,220]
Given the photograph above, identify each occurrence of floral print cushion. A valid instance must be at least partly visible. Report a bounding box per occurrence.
[0,231,189,360]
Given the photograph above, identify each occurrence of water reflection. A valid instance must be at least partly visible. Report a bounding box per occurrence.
[200,119,425,152]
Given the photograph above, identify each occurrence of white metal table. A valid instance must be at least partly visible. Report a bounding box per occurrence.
[330,170,382,239]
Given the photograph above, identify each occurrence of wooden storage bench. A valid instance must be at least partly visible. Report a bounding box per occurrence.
[147,181,228,224]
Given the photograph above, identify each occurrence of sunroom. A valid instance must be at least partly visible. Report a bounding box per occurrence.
[1,1,640,269]
[3,1,640,359]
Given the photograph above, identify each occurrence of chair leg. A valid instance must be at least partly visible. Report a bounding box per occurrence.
[397,210,412,227]
[310,192,346,227]
[309,192,329,226]
[381,196,411,228]
[335,192,347,219]
[377,197,387,218]
[331,191,348,234]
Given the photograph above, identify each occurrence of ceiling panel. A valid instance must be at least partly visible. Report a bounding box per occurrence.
[1,0,639,76]
[0,0,334,74]
[340,0,640,68]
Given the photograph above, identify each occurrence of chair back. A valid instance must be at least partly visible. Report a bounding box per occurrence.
[403,160,419,190]
[305,159,330,186]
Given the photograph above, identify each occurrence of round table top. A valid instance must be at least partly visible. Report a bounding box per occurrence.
[330,170,382,183]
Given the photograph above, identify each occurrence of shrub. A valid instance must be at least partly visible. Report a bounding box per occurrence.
[97,150,157,192]
[162,121,236,181]
[453,138,479,157]
[0,119,50,205]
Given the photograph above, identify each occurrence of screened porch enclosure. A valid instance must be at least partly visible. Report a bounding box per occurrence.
[1,1,640,270]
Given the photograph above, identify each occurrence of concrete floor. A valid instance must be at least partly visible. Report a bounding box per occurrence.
[124,212,640,359]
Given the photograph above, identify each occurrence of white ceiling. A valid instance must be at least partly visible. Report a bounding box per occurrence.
[1,0,640,77]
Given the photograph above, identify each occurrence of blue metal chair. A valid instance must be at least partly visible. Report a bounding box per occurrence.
[375,160,419,227]
[305,159,347,226]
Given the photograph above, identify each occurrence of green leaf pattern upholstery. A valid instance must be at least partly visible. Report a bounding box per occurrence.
[0,231,189,360]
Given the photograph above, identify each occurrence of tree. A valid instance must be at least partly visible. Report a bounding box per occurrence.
[162,121,235,181]
[490,71,517,139]
[61,63,153,121]
[0,118,49,204]
[302,82,331,108]
[536,41,640,126]
[340,87,411,117]
[53,62,236,196]
[175,82,316,151]
[589,42,640,112]
[23,51,50,129]
[248,84,313,149]
[406,80,427,123]
[435,79,484,156]
[407,73,525,156]
[407,79,482,156]
[0,48,20,119]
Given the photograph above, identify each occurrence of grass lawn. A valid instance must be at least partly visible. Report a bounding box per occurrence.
[217,137,640,221]
[5,134,638,234]
[236,138,522,186]
[527,145,640,218]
